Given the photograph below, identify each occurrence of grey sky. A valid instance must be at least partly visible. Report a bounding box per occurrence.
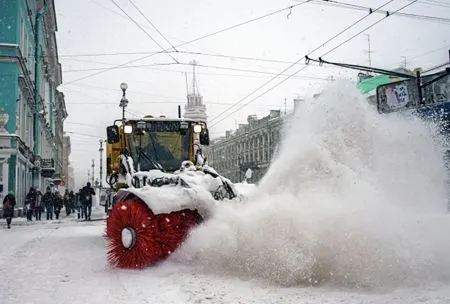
[54,0,450,189]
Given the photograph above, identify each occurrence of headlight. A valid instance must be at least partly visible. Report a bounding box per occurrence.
[193,124,202,133]
[124,125,133,134]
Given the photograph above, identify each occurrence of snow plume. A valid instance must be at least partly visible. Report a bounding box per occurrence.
[174,81,450,290]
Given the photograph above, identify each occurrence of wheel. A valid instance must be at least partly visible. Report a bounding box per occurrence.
[105,197,204,269]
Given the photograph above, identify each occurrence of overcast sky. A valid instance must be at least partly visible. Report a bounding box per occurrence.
[54,0,450,189]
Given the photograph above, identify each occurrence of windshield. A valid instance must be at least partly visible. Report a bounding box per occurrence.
[127,123,191,172]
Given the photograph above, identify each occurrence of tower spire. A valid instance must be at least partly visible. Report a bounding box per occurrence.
[184,60,207,122]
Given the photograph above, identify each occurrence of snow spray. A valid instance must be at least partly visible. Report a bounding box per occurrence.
[174,81,450,290]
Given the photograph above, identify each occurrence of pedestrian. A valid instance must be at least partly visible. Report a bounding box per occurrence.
[81,182,96,221]
[35,190,43,220]
[54,192,62,220]
[63,189,70,216]
[43,187,54,220]
[3,191,16,229]
[76,190,83,219]
[25,187,36,221]
[69,190,75,214]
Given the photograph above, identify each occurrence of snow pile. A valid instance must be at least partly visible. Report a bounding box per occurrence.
[175,81,450,290]
[233,183,257,197]
[124,168,242,218]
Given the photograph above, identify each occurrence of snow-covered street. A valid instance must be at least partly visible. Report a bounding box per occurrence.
[1,208,449,304]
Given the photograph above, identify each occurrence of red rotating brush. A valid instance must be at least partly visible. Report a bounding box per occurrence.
[105,199,163,268]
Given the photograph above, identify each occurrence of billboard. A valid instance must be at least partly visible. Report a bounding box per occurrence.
[376,71,449,114]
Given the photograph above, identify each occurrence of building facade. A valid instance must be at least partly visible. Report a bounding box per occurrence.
[206,98,303,183]
[61,134,71,188]
[0,0,65,210]
[206,110,285,183]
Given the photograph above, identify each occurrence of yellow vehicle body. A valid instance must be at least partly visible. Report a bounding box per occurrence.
[106,117,208,190]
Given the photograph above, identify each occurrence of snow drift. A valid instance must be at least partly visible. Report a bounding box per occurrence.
[174,81,450,290]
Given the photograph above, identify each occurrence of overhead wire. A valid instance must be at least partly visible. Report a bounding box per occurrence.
[127,0,178,51]
[309,0,450,24]
[417,0,450,9]
[110,0,179,64]
[62,60,333,80]
[208,0,396,125]
[210,0,421,126]
[63,0,312,85]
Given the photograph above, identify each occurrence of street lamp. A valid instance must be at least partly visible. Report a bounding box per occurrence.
[119,82,128,122]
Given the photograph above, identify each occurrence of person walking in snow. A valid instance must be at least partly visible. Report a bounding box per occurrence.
[81,182,96,221]
[3,191,16,229]
[68,190,75,213]
[43,187,54,220]
[35,190,43,221]
[53,192,63,220]
[63,189,71,216]
[76,189,83,219]
[25,187,36,221]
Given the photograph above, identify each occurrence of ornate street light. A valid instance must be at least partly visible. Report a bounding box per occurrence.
[0,108,9,133]
[119,82,128,122]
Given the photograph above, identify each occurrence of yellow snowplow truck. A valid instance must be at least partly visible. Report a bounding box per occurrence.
[104,116,239,269]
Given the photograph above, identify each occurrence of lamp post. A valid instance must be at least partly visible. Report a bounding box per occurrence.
[119,82,128,122]
[99,139,104,188]
[91,159,95,185]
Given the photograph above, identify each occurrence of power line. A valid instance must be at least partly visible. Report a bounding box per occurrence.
[110,0,179,64]
[384,43,450,68]
[63,58,329,81]
[62,62,176,73]
[64,0,312,85]
[128,0,178,51]
[309,0,450,24]
[66,101,288,107]
[210,0,417,127]
[208,0,395,124]
[422,61,450,73]
[66,131,104,139]
[417,0,450,9]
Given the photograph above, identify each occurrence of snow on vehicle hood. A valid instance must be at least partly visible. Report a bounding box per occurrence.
[119,169,243,219]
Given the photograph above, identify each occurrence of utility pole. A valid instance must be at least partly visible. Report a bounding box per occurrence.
[364,34,373,67]
[87,170,90,184]
[99,140,104,188]
[284,98,287,116]
[400,56,407,68]
[91,159,95,185]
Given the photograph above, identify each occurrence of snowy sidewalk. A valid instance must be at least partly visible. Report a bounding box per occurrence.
[1,207,107,230]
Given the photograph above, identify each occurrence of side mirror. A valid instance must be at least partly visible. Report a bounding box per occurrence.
[106,125,120,144]
[199,129,210,146]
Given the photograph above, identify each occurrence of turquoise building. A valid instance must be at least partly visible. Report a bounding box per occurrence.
[0,0,66,210]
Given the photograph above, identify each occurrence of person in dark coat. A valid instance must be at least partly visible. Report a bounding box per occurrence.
[54,192,63,220]
[63,189,71,216]
[75,190,83,219]
[35,190,43,220]
[68,190,75,213]
[42,187,54,220]
[81,182,96,221]
[25,187,36,221]
[3,192,16,229]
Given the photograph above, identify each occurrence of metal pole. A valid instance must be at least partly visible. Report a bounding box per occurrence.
[91,159,95,185]
[416,70,422,106]
[99,140,103,188]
